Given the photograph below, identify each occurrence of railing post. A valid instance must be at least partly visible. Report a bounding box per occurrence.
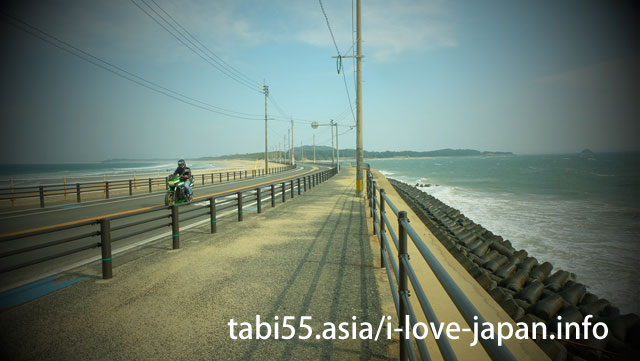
[38,185,45,208]
[227,172,229,181]
[100,218,113,279]
[281,182,286,203]
[257,188,262,213]
[129,179,133,196]
[171,205,180,249]
[369,178,373,217]
[211,173,214,184]
[105,181,110,199]
[398,210,409,361]
[165,177,169,190]
[209,198,217,233]
[290,180,294,198]
[76,183,81,203]
[297,178,301,195]
[380,189,386,268]
[304,177,307,192]
[245,170,247,179]
[366,170,370,199]
[237,192,243,221]
[148,178,152,193]
[202,174,205,185]
[220,173,222,183]
[271,184,276,207]
[372,181,377,233]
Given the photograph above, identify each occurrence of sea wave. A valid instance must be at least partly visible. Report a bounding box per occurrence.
[420,184,639,314]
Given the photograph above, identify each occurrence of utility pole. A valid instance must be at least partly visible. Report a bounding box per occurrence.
[335,122,340,172]
[329,2,363,193]
[355,0,363,196]
[330,119,335,167]
[291,118,295,166]
[284,135,287,162]
[313,134,316,164]
[264,85,269,172]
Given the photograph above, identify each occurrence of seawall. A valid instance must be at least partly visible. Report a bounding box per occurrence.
[388,177,639,361]
[368,169,549,361]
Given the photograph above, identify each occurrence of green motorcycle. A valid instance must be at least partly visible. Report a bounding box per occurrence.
[164,175,192,206]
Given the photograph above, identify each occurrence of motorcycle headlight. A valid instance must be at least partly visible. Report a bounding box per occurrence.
[168,181,175,186]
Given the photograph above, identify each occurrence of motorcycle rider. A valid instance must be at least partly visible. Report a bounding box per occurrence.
[171,159,193,200]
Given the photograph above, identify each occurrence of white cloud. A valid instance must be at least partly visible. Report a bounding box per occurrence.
[294,0,456,61]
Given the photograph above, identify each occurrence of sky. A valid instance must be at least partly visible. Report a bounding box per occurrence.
[0,0,638,163]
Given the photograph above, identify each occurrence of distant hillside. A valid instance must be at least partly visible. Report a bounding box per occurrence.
[198,148,513,161]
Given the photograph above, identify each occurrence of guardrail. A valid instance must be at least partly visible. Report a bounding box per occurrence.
[0,165,295,208]
[366,166,517,361]
[0,167,336,280]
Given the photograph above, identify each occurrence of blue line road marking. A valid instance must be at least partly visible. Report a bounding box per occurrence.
[0,275,89,309]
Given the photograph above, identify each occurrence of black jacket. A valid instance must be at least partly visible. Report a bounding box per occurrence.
[172,166,192,181]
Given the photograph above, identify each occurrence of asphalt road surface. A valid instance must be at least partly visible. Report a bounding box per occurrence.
[0,164,327,292]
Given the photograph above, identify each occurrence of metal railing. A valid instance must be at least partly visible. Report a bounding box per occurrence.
[366,166,517,361]
[0,165,295,208]
[0,167,336,280]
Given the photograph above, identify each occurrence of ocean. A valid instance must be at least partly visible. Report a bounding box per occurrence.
[368,152,640,315]
[0,161,227,187]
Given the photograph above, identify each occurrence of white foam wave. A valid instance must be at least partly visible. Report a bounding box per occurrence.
[422,185,640,314]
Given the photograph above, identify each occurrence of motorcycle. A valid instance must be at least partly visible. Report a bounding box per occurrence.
[165,175,193,206]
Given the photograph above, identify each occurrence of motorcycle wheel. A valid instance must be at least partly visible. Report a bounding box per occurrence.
[164,192,174,206]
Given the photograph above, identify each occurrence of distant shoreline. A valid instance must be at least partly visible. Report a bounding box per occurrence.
[5,150,638,165]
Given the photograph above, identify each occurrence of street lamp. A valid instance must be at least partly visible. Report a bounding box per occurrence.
[311,121,338,169]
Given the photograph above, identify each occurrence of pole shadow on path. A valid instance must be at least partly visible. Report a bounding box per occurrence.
[240,181,389,360]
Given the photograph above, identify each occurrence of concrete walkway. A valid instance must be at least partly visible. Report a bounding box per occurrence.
[0,167,392,360]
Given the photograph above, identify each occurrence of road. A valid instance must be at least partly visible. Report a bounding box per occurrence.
[0,164,326,292]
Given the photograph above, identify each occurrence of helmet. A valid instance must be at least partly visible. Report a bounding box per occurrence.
[178,159,186,168]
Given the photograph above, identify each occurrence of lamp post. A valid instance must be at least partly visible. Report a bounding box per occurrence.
[311,121,337,168]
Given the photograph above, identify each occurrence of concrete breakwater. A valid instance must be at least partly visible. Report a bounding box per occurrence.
[389,179,638,361]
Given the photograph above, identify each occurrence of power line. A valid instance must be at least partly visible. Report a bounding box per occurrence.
[148,0,262,89]
[267,92,316,125]
[318,0,341,55]
[0,11,267,121]
[318,0,356,124]
[130,0,263,94]
[267,92,290,120]
[338,127,355,136]
[340,68,356,124]
[334,103,356,124]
